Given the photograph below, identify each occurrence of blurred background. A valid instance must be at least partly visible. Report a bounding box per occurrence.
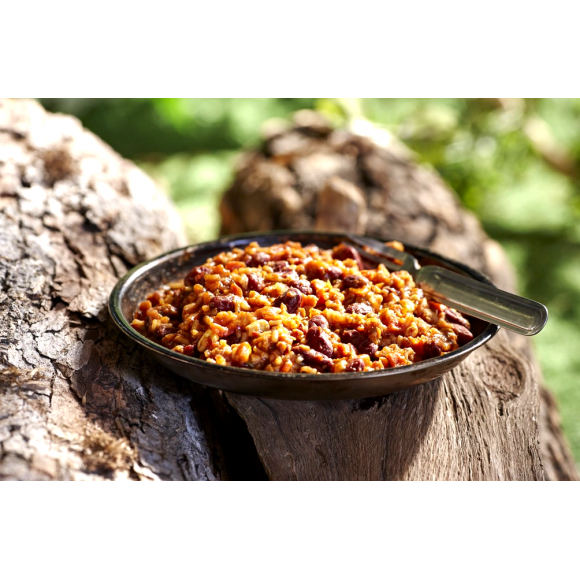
[38,98,580,463]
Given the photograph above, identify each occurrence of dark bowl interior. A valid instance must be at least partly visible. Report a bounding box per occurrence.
[109,231,500,400]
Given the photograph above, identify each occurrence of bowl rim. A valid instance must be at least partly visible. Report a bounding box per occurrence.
[108,229,500,382]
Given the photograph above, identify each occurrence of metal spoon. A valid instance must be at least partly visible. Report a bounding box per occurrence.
[346,235,548,336]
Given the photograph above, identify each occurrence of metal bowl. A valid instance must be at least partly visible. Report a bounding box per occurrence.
[108,231,500,400]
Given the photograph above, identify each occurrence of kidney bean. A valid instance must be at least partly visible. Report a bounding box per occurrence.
[326,266,343,282]
[183,345,195,356]
[225,333,239,345]
[288,279,313,295]
[343,329,378,357]
[332,243,364,270]
[452,324,473,346]
[273,288,303,313]
[247,272,265,292]
[345,358,365,372]
[210,295,236,312]
[423,342,443,359]
[444,309,470,327]
[184,265,211,287]
[296,346,333,372]
[342,275,368,289]
[154,324,175,339]
[248,252,270,267]
[308,315,329,329]
[346,303,373,315]
[306,326,333,358]
[305,261,341,282]
[272,260,291,272]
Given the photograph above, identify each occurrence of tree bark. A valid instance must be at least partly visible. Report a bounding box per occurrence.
[0,99,240,480]
[220,112,579,480]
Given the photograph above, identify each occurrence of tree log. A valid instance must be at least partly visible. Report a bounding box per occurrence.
[0,99,241,480]
[221,112,579,480]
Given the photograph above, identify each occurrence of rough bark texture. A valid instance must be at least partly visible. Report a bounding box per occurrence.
[0,99,230,480]
[539,385,579,481]
[221,112,579,480]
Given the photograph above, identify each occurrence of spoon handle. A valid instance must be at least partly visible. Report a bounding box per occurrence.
[416,266,549,336]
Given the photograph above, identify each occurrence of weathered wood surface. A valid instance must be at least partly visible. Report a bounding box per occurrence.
[221,112,579,480]
[0,99,232,480]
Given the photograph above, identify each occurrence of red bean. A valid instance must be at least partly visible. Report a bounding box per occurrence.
[247,272,265,292]
[288,279,313,295]
[210,296,236,312]
[346,303,373,315]
[343,329,378,357]
[445,309,470,327]
[272,260,291,272]
[184,265,211,287]
[305,261,342,282]
[452,324,473,346]
[306,326,333,358]
[248,252,270,267]
[342,275,368,289]
[308,315,329,329]
[296,346,333,372]
[273,288,303,313]
[154,324,175,339]
[332,244,364,270]
[327,266,343,281]
[423,342,443,359]
[183,345,195,356]
[345,358,365,372]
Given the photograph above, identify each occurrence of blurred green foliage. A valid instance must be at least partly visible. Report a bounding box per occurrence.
[39,98,580,463]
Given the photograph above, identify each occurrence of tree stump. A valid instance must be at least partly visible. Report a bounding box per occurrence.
[220,112,579,480]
